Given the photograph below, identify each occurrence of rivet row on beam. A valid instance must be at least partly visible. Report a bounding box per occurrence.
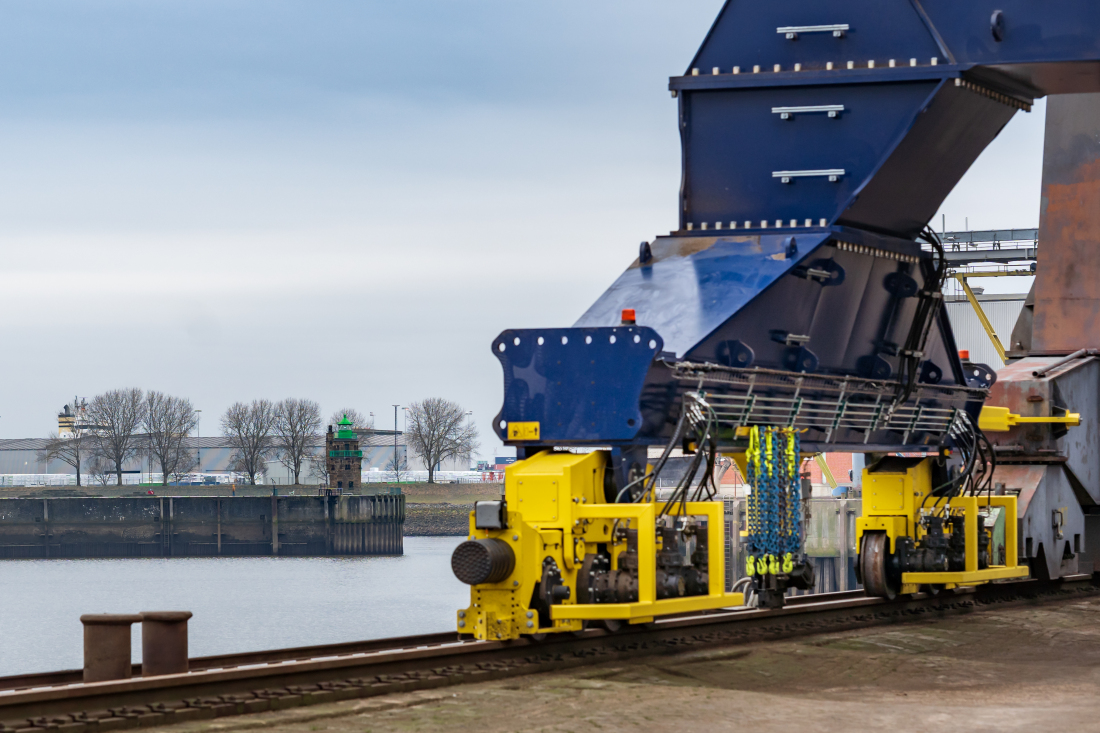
[689,58,939,76]
[835,241,920,263]
[953,78,1033,112]
[684,218,829,231]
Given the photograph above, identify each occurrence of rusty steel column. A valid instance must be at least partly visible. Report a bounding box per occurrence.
[1033,93,1100,354]
[140,611,192,677]
[81,613,142,683]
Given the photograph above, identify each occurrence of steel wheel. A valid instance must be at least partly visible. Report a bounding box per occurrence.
[860,533,898,600]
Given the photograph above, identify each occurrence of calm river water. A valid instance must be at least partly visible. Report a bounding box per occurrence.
[0,536,467,677]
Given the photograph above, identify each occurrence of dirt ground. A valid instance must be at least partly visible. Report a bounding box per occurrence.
[400,483,502,505]
[147,594,1100,733]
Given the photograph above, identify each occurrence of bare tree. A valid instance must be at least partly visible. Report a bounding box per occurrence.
[275,398,322,485]
[406,398,480,483]
[328,408,371,430]
[86,388,145,485]
[386,453,408,483]
[221,400,277,485]
[89,457,113,487]
[39,431,90,486]
[311,452,331,487]
[143,391,199,486]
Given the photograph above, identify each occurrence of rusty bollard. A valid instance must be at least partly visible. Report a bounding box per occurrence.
[140,611,192,677]
[81,613,142,683]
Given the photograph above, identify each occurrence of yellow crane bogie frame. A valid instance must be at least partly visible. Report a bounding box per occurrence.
[855,457,1029,592]
[456,450,744,640]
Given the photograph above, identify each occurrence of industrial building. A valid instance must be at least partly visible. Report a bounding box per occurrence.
[944,292,1026,367]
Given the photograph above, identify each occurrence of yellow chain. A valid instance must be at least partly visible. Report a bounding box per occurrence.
[746,555,755,576]
[785,429,797,478]
[782,552,794,573]
[765,429,773,478]
[747,426,760,472]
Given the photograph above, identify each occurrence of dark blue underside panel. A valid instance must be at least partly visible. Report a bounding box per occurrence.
[574,233,830,358]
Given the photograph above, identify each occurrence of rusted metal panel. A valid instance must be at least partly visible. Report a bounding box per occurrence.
[990,465,1045,518]
[991,463,1083,579]
[986,356,1100,504]
[1033,93,1100,354]
[1047,358,1100,503]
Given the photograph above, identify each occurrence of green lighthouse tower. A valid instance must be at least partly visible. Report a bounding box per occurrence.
[326,414,363,491]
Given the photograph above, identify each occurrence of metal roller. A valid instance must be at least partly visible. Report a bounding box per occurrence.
[451,539,515,586]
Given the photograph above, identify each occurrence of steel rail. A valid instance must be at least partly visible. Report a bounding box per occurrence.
[0,577,1095,730]
[0,588,865,695]
[0,631,467,693]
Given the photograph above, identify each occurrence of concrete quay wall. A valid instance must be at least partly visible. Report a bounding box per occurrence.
[0,495,404,559]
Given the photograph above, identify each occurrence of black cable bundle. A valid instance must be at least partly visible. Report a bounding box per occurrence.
[894,226,948,406]
[923,410,997,513]
[612,393,719,508]
[658,395,719,520]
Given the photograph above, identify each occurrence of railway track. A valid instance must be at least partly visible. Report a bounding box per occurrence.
[1,576,1095,731]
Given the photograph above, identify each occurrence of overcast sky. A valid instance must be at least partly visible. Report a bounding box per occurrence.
[0,1,1045,454]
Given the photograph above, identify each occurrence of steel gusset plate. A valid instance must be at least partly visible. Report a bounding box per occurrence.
[492,327,664,444]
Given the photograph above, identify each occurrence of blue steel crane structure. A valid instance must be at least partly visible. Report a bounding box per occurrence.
[450,4,1100,635]
[496,1,1100,473]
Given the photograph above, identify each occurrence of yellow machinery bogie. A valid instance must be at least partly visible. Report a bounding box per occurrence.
[855,456,1028,598]
[453,450,744,640]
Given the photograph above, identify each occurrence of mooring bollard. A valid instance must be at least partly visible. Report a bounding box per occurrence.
[80,613,142,683]
[140,611,192,677]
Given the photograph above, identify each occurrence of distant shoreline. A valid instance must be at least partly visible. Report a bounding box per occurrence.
[404,503,471,536]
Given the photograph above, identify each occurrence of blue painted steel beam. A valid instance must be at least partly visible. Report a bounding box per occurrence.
[676,1,1100,237]
[494,1,1100,459]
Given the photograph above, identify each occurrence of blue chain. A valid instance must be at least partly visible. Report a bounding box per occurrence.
[746,427,802,576]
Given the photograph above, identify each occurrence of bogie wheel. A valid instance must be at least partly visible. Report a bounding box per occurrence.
[860,533,899,600]
[596,619,623,633]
